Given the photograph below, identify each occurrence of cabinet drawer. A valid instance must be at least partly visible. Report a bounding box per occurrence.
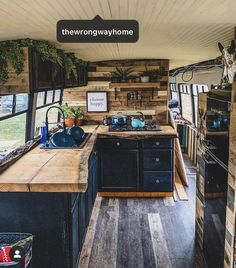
[143,171,173,192]
[143,149,172,170]
[142,138,173,149]
[97,138,138,150]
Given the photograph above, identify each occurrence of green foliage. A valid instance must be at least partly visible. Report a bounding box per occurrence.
[58,103,87,120]
[63,53,78,80]
[110,67,133,82]
[141,65,163,81]
[0,40,25,83]
[71,106,87,120]
[0,38,80,83]
[58,103,75,118]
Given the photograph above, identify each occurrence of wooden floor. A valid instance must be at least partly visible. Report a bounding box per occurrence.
[78,155,207,268]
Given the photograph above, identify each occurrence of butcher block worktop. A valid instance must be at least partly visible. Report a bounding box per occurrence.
[0,124,177,192]
[96,125,177,138]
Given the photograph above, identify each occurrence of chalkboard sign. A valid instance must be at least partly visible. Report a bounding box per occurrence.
[86,91,108,112]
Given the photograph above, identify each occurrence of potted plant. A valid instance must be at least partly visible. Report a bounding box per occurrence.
[140,67,162,83]
[149,69,163,82]
[140,70,150,83]
[110,67,133,83]
[71,106,88,126]
[59,103,75,127]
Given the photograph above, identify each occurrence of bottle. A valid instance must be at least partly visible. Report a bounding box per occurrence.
[103,116,108,126]
[41,121,47,146]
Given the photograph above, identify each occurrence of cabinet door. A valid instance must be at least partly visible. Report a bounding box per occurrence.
[70,200,79,268]
[78,193,87,250]
[33,51,53,91]
[99,150,138,191]
[91,151,98,203]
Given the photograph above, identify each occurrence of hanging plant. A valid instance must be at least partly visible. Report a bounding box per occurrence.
[0,38,81,83]
[63,53,78,80]
[0,40,25,83]
[19,39,62,79]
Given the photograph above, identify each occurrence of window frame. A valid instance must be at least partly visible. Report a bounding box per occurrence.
[0,89,63,151]
[0,93,29,121]
[33,89,63,137]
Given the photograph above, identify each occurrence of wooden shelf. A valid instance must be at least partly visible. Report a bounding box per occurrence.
[109,82,160,89]
[205,130,229,136]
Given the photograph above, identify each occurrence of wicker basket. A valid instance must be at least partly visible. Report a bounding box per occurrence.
[0,233,33,268]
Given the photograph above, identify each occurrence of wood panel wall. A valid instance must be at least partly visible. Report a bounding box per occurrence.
[195,93,207,250]
[63,59,169,124]
[195,87,236,267]
[224,82,236,268]
[0,47,30,94]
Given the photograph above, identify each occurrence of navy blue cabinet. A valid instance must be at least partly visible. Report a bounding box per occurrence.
[0,150,98,268]
[143,171,172,191]
[98,137,174,192]
[142,138,173,192]
[142,138,173,149]
[99,150,139,191]
[143,149,172,170]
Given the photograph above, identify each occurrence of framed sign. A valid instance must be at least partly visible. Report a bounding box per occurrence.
[86,91,108,112]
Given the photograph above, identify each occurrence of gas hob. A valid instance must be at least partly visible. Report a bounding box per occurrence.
[108,124,162,132]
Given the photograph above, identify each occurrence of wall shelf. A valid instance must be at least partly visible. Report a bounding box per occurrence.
[109,82,160,89]
[110,82,160,100]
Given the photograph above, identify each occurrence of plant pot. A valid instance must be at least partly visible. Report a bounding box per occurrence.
[64,118,75,127]
[75,118,84,126]
[140,76,150,83]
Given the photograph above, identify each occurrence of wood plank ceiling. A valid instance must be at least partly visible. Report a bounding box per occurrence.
[0,0,235,69]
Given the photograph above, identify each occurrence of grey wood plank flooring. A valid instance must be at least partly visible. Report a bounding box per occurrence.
[79,155,207,268]
[88,198,119,268]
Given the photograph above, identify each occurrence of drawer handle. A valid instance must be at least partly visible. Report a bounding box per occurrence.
[155,157,160,162]
[155,141,160,146]
[155,179,160,184]
[116,142,120,146]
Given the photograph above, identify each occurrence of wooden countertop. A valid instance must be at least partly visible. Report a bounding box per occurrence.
[0,125,98,193]
[97,125,177,139]
[0,124,177,193]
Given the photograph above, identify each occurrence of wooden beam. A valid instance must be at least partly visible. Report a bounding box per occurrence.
[174,170,188,201]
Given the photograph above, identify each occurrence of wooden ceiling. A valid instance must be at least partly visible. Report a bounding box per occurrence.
[0,0,235,68]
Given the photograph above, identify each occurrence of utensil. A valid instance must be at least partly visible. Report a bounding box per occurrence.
[131,118,140,128]
[68,126,85,142]
[49,132,75,147]
[111,112,127,125]
[131,111,145,128]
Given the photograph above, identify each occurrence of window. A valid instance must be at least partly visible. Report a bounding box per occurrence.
[46,90,53,104]
[0,114,27,153]
[179,84,193,123]
[192,84,209,125]
[15,94,28,113]
[37,92,45,107]
[169,83,177,100]
[34,89,63,136]
[0,93,29,156]
[0,89,63,157]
